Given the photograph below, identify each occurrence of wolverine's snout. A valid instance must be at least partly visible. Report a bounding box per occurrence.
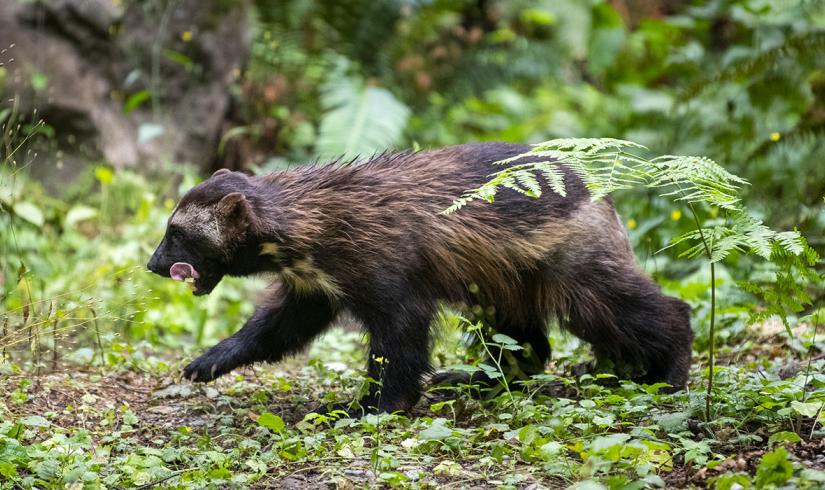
[146,255,162,276]
[147,247,170,277]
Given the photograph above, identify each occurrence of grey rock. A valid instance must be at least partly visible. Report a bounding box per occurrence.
[1,0,251,184]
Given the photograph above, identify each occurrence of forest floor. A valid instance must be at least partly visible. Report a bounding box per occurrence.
[1,325,824,489]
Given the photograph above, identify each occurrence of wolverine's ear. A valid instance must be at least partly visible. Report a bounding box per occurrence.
[211,168,231,178]
[216,192,254,230]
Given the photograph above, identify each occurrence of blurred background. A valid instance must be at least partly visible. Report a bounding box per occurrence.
[1,0,824,362]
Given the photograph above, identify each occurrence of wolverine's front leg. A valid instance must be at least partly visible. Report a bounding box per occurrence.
[183,286,337,382]
[340,291,435,416]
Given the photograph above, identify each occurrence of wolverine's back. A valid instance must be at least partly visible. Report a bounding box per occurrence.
[259,142,627,303]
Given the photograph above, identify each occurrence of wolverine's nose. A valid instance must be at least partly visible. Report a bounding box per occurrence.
[147,254,165,276]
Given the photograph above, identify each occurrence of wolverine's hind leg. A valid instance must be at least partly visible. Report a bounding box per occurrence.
[430,317,550,389]
[431,273,552,391]
[484,318,551,384]
[558,259,693,391]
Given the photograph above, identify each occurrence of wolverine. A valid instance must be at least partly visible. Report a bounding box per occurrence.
[147,142,693,415]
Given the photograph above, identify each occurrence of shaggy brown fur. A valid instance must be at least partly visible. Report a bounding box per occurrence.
[147,142,693,415]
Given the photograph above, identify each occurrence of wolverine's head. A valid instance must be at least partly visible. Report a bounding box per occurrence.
[147,169,262,295]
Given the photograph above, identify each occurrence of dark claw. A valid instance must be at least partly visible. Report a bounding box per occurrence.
[182,339,245,383]
[182,355,225,383]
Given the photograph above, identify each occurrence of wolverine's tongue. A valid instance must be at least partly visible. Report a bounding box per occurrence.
[170,262,200,282]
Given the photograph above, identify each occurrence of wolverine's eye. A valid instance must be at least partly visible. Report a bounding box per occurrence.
[167,226,187,242]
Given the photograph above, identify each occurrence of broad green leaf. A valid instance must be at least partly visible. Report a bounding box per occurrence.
[0,461,17,478]
[65,205,98,228]
[491,333,518,345]
[20,415,49,428]
[539,441,563,459]
[257,412,285,433]
[590,433,630,453]
[446,363,482,374]
[419,419,453,440]
[800,468,825,483]
[654,412,689,433]
[790,400,822,417]
[13,201,44,227]
[432,460,461,476]
[756,447,793,487]
[35,459,59,480]
[768,430,802,447]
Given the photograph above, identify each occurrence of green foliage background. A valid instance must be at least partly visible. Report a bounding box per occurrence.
[1,0,825,488]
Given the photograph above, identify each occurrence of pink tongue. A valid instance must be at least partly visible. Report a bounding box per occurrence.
[170,262,199,281]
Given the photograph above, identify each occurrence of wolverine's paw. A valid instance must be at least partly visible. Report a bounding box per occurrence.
[182,357,224,383]
[570,359,598,378]
[182,347,239,382]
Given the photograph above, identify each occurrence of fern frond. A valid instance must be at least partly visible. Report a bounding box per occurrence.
[666,213,806,263]
[682,30,825,97]
[536,163,567,197]
[648,155,749,211]
[738,235,822,333]
[529,137,647,154]
[490,138,653,202]
[773,231,806,257]
[666,228,709,259]
[447,137,747,211]
[316,62,410,159]
[513,170,543,198]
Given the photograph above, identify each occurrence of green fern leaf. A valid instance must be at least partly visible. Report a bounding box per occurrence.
[316,65,410,160]
[536,163,567,197]
[513,170,542,198]
[683,31,825,98]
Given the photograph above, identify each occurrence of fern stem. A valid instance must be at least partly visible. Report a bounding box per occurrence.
[687,202,716,420]
[707,261,716,421]
[802,321,818,404]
